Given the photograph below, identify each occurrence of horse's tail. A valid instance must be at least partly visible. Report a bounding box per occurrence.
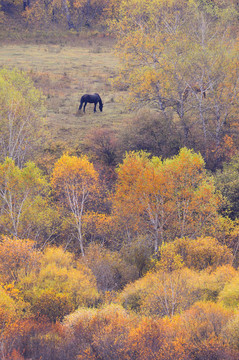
[79,97,84,110]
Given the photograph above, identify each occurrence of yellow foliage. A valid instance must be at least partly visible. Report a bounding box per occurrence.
[0,286,18,328]
[51,154,99,255]
[0,158,50,240]
[51,154,98,197]
[120,267,205,317]
[158,237,233,271]
[40,246,74,269]
[82,211,113,243]
[199,265,237,301]
[218,275,239,308]
[223,311,239,349]
[18,246,99,312]
[152,243,185,272]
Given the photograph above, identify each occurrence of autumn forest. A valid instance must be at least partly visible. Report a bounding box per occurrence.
[0,0,239,359]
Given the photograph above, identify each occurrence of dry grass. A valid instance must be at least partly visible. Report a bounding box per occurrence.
[0,39,130,151]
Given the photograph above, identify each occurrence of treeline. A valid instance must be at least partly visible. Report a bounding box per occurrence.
[0,0,119,31]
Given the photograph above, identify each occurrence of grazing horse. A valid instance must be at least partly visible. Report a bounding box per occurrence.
[79,93,103,113]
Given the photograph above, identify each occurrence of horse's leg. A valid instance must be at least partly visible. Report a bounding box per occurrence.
[94,102,97,113]
[83,102,87,113]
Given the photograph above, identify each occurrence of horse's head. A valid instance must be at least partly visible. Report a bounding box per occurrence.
[99,103,103,112]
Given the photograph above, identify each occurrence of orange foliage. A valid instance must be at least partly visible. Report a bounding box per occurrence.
[180,302,235,359]
[113,148,221,251]
[126,317,186,360]
[0,236,40,283]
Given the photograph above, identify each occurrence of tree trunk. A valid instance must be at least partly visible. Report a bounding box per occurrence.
[62,0,75,30]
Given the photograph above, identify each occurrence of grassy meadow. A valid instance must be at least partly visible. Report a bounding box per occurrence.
[0,38,130,151]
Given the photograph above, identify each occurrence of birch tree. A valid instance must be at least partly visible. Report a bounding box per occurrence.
[0,158,49,239]
[51,154,99,255]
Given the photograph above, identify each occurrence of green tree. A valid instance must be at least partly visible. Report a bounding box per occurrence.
[0,158,51,240]
[0,68,45,167]
[215,154,239,219]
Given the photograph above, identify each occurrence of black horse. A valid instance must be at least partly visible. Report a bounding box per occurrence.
[79,93,103,113]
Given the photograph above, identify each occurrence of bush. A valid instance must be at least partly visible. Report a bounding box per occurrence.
[218,275,239,308]
[81,243,138,292]
[18,246,100,316]
[155,237,233,271]
[31,289,74,322]
[118,109,180,160]
[0,237,40,284]
[120,268,203,317]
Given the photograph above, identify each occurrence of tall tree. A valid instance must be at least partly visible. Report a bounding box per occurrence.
[51,154,99,255]
[0,158,49,240]
[113,148,221,251]
[0,68,45,167]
